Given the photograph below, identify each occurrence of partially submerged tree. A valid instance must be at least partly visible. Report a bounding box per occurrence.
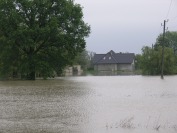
[140,46,177,75]
[73,50,90,70]
[137,31,177,75]
[73,50,95,71]
[0,0,90,80]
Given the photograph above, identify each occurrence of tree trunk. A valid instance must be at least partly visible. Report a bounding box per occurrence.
[28,71,35,80]
[27,53,36,80]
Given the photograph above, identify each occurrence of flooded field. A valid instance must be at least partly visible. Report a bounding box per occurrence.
[0,76,177,133]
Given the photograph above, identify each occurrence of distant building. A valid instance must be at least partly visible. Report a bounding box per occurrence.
[93,50,135,71]
[64,65,83,76]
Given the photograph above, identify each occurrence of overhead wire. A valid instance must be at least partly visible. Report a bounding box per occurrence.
[145,0,175,47]
[153,0,173,45]
[165,0,173,19]
[164,0,177,31]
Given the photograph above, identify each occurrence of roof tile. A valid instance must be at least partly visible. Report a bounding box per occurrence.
[93,50,135,64]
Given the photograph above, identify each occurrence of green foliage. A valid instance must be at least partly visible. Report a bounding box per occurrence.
[155,31,177,54]
[73,50,89,70]
[134,54,142,70]
[0,0,90,80]
[137,31,177,76]
[140,46,177,75]
[73,50,95,71]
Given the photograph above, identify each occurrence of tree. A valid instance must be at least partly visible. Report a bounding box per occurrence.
[155,31,177,54]
[73,50,95,71]
[140,46,177,75]
[0,0,90,80]
[73,50,90,70]
[134,54,142,70]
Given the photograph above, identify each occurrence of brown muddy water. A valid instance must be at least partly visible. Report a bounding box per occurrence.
[0,76,177,133]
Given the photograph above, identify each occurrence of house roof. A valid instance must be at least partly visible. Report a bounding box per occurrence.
[93,50,135,64]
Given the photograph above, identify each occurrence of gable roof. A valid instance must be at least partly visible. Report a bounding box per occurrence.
[93,50,135,64]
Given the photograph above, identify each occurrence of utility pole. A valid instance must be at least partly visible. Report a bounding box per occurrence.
[161,20,168,79]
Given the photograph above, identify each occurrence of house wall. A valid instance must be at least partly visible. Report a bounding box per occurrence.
[94,64,117,71]
[117,64,134,71]
[94,63,135,71]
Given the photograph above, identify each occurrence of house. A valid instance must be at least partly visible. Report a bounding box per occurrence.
[93,50,135,71]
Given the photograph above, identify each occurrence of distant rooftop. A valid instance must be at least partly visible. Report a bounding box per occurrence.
[93,50,135,64]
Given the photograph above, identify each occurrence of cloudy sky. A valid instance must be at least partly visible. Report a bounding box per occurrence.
[74,0,177,54]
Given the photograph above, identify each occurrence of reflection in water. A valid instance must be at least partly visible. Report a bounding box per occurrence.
[0,76,177,133]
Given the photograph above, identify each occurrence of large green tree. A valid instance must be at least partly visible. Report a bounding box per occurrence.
[155,31,177,54]
[140,46,177,75]
[0,0,90,80]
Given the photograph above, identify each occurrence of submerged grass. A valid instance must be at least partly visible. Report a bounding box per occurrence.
[119,117,135,129]
[105,116,177,132]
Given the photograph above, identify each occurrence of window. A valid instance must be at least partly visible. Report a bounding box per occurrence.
[109,57,111,60]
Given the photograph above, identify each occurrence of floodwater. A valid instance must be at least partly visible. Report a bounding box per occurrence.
[0,76,177,133]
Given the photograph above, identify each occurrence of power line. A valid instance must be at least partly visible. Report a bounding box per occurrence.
[166,0,173,19]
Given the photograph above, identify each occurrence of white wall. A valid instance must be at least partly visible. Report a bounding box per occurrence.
[94,64,117,71]
[117,64,134,71]
[94,63,134,71]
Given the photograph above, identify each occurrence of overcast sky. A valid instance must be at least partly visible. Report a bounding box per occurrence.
[74,0,177,54]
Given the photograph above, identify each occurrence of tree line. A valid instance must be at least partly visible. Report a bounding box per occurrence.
[77,31,177,76]
[135,31,177,75]
[0,1,176,80]
[76,31,177,76]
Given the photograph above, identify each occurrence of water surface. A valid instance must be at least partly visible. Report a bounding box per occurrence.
[0,76,177,133]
